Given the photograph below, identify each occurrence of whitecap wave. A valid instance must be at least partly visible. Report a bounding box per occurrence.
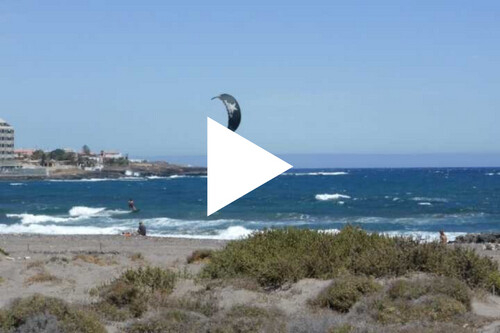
[69,206,106,217]
[9,183,26,186]
[6,213,76,224]
[285,171,348,176]
[410,197,448,203]
[418,202,432,206]
[315,193,351,201]
[150,226,253,240]
[0,223,128,235]
[6,206,130,225]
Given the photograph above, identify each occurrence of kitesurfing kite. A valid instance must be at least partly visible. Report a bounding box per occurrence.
[212,93,241,132]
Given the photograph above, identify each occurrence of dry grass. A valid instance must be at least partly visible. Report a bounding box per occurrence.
[24,271,61,286]
[48,256,70,264]
[73,254,117,266]
[26,260,45,270]
[0,276,5,285]
[187,249,213,264]
[129,252,145,262]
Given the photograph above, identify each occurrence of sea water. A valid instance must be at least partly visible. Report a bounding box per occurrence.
[1,168,500,241]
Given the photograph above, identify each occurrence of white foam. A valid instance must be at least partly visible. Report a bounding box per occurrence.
[285,171,348,176]
[418,202,432,206]
[47,177,146,182]
[149,226,254,240]
[146,176,168,180]
[382,231,466,242]
[315,193,351,201]
[69,206,106,217]
[410,197,448,203]
[0,224,128,235]
[9,183,26,186]
[217,226,253,239]
[6,214,75,224]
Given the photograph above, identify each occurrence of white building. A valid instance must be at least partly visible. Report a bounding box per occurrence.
[0,118,15,168]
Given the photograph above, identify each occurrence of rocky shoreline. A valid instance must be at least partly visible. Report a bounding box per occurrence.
[0,161,206,181]
[455,233,500,244]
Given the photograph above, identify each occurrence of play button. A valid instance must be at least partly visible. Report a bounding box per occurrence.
[207,117,292,216]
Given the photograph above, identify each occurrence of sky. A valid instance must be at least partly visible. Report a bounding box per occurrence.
[1,1,499,166]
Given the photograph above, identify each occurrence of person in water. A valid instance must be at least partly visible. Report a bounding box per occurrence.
[138,221,146,236]
[128,199,136,211]
[439,230,448,244]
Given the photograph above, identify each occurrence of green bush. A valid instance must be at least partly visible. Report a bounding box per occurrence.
[126,310,205,333]
[387,277,471,309]
[95,266,176,319]
[329,324,354,333]
[0,247,9,256]
[121,266,176,293]
[368,276,471,324]
[0,294,105,333]
[209,305,286,333]
[314,275,381,312]
[202,226,500,291]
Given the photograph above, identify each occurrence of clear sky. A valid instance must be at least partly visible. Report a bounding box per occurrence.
[1,1,499,163]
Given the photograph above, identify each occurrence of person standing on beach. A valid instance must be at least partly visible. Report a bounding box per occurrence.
[439,230,448,244]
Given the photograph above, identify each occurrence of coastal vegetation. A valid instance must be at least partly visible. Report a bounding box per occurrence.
[0,295,105,333]
[0,247,9,256]
[312,274,381,312]
[201,226,500,293]
[92,266,177,319]
[187,249,213,264]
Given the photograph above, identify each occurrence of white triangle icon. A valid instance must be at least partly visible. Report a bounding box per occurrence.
[207,117,292,216]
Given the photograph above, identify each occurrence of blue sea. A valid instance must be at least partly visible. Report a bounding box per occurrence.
[1,168,500,241]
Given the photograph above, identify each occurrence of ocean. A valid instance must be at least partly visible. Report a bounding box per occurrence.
[1,168,500,241]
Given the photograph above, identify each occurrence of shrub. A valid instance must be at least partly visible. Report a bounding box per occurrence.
[73,254,117,266]
[209,305,286,333]
[314,275,381,312]
[187,249,213,264]
[202,226,500,291]
[329,324,354,333]
[387,277,471,309]
[94,266,176,319]
[0,277,4,285]
[126,310,205,333]
[129,252,145,262]
[26,260,45,270]
[0,294,105,333]
[161,292,219,317]
[0,247,9,256]
[120,266,176,293]
[24,271,61,285]
[366,276,471,324]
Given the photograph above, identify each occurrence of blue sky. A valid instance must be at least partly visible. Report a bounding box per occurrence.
[1,1,499,164]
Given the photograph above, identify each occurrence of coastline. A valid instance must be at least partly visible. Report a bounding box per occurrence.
[0,162,206,181]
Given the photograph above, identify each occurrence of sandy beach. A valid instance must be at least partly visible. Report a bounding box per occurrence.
[0,235,225,308]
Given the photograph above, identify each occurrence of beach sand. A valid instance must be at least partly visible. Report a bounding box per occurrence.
[0,235,225,308]
[1,234,500,332]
